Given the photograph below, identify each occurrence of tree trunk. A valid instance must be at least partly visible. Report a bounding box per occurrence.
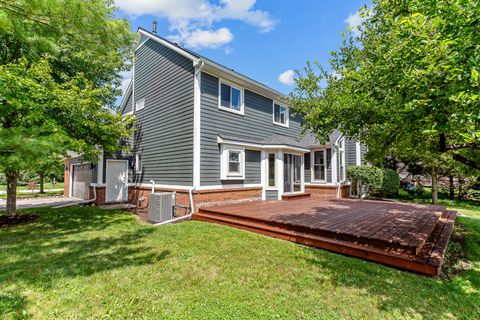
[39,172,45,193]
[449,175,455,200]
[5,171,18,216]
[431,167,438,205]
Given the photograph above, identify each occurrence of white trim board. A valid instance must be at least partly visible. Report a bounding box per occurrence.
[217,136,310,153]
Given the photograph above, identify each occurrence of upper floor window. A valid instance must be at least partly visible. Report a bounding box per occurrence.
[273,103,288,127]
[135,98,145,112]
[219,81,244,115]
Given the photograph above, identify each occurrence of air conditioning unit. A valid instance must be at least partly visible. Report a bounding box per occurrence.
[148,192,175,223]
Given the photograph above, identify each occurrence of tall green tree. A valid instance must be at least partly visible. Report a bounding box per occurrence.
[289,0,480,204]
[0,0,135,215]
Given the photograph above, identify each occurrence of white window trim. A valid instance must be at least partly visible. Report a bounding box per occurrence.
[218,80,244,115]
[311,149,327,183]
[338,138,346,182]
[220,145,245,180]
[135,98,145,112]
[272,101,289,127]
[135,152,142,174]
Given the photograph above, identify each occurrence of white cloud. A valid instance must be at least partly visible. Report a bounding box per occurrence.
[181,28,233,49]
[344,10,367,38]
[115,0,276,49]
[278,69,295,86]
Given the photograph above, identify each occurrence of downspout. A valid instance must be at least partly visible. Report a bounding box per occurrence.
[150,180,155,193]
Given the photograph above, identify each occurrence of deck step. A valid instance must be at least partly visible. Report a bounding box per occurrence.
[282,193,311,200]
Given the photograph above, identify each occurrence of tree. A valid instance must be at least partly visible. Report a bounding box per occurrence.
[0,0,135,215]
[289,0,480,204]
[35,153,63,193]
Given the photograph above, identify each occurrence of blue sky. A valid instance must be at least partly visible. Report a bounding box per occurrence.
[116,0,368,95]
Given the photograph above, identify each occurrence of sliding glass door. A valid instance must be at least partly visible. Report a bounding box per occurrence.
[284,154,302,193]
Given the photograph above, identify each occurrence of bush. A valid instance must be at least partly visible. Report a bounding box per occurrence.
[381,169,400,196]
[346,166,383,197]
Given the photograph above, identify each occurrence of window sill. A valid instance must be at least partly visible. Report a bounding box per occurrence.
[273,121,289,128]
[221,176,245,181]
[219,106,244,116]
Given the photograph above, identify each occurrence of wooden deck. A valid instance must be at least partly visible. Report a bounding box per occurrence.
[193,198,456,276]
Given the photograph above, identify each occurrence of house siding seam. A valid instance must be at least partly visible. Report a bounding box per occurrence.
[200,72,303,186]
[131,38,195,186]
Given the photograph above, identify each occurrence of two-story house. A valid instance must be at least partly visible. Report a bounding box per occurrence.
[63,27,366,212]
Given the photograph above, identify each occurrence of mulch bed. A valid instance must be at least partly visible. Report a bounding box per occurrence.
[0,214,38,228]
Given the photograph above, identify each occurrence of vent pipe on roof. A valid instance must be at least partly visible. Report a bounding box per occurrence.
[152,20,157,34]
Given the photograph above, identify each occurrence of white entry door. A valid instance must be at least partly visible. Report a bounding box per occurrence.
[106,160,128,202]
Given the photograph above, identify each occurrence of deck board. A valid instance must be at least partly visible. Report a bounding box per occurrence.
[194,198,456,276]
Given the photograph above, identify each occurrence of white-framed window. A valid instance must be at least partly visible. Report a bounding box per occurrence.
[135,98,145,112]
[312,149,327,181]
[273,102,289,127]
[218,81,244,115]
[135,152,142,174]
[267,153,276,188]
[338,139,345,182]
[220,145,245,180]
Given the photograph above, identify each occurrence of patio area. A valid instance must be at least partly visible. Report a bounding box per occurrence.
[193,198,457,276]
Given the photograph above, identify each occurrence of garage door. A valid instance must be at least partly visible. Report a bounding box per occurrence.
[72,164,92,200]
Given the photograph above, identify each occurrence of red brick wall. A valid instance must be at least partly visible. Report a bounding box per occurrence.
[127,186,262,216]
[306,184,351,199]
[89,186,106,206]
[63,158,70,197]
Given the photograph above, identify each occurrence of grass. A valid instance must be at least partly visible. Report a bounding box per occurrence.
[0,191,63,200]
[0,183,64,192]
[0,203,479,319]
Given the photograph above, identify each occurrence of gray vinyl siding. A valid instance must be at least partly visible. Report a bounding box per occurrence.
[361,144,367,164]
[122,90,132,114]
[346,138,357,168]
[200,72,303,186]
[245,150,261,184]
[132,39,194,185]
[266,189,278,200]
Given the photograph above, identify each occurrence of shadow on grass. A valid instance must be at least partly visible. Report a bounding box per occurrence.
[301,214,480,319]
[0,293,28,320]
[0,206,169,290]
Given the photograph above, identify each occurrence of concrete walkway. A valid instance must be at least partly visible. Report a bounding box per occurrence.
[0,196,83,210]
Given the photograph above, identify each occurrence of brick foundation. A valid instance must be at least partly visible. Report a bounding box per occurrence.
[305,184,350,199]
[89,186,106,206]
[63,158,70,197]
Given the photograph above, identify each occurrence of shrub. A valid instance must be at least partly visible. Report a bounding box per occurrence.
[381,169,400,196]
[346,166,383,198]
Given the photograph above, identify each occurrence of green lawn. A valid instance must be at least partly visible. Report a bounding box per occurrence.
[0,202,479,319]
[0,191,63,200]
[0,183,64,192]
